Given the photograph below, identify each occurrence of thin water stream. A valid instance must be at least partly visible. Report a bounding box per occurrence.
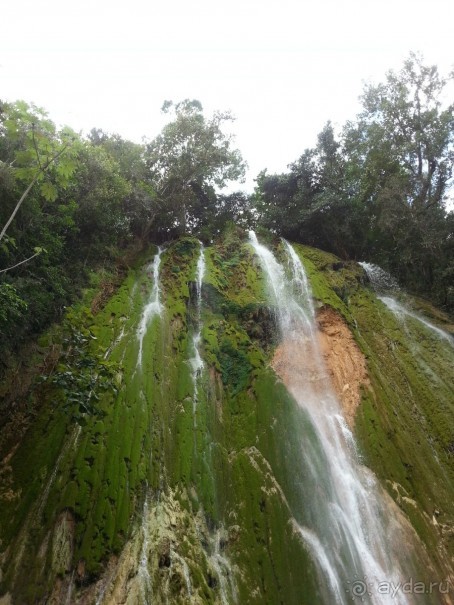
[378,295,454,346]
[360,261,453,345]
[189,242,205,426]
[137,247,164,367]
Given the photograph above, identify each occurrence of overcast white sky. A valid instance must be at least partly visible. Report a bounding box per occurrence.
[1,0,453,190]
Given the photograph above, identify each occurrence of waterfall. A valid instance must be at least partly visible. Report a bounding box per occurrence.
[378,295,454,346]
[65,570,75,605]
[171,549,192,597]
[249,232,413,605]
[137,247,164,367]
[189,242,205,426]
[207,529,238,605]
[137,495,153,604]
[359,261,400,292]
[360,261,453,345]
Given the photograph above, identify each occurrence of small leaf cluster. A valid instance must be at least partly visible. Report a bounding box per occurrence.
[46,321,120,424]
[0,282,28,337]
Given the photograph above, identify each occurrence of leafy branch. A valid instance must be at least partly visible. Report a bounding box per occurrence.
[44,322,121,423]
[0,141,71,244]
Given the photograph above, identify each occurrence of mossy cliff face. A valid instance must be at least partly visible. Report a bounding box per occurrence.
[0,231,453,604]
[299,245,454,583]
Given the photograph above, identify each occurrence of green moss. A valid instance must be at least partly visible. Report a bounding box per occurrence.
[2,231,453,603]
[218,339,251,395]
[347,288,454,568]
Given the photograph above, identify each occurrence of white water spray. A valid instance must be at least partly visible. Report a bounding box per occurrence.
[171,549,193,597]
[64,570,75,605]
[378,296,453,346]
[189,243,205,426]
[249,232,413,605]
[137,248,164,367]
[207,529,238,605]
[359,261,400,292]
[360,261,453,345]
[137,496,153,604]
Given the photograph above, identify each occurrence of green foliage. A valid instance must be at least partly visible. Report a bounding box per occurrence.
[145,99,247,235]
[203,192,254,236]
[88,130,158,239]
[46,321,119,422]
[0,104,154,358]
[0,282,28,340]
[352,53,453,211]
[255,122,367,257]
[63,143,132,252]
[0,101,79,234]
[218,338,251,395]
[2,101,78,183]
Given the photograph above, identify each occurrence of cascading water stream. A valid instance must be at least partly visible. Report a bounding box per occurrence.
[206,529,238,605]
[171,549,193,597]
[359,261,453,346]
[248,232,414,605]
[186,242,237,605]
[134,250,165,602]
[137,247,164,367]
[65,570,75,605]
[358,261,400,292]
[186,245,236,603]
[189,242,205,426]
[137,495,153,603]
[378,296,454,346]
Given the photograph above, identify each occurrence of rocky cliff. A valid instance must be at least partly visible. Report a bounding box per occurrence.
[0,230,453,604]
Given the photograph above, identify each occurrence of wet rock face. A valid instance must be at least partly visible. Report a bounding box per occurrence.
[51,510,75,576]
[66,488,239,605]
[240,306,276,347]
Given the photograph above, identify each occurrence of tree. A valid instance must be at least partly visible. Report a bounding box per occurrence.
[88,130,158,240]
[202,191,254,237]
[255,168,301,238]
[344,53,453,213]
[256,123,361,257]
[145,99,246,235]
[343,54,454,291]
[0,101,79,247]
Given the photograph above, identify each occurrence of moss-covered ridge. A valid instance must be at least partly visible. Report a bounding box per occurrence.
[0,231,453,603]
[0,233,318,603]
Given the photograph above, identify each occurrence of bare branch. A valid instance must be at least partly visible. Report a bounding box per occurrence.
[0,250,41,274]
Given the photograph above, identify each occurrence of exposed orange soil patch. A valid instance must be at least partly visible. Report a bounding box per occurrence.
[271,306,369,427]
[316,306,369,426]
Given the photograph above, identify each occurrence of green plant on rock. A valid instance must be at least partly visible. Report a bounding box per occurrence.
[0,282,28,337]
[45,321,119,423]
[218,338,252,395]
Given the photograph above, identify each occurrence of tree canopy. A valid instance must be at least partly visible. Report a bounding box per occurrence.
[145,99,246,235]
